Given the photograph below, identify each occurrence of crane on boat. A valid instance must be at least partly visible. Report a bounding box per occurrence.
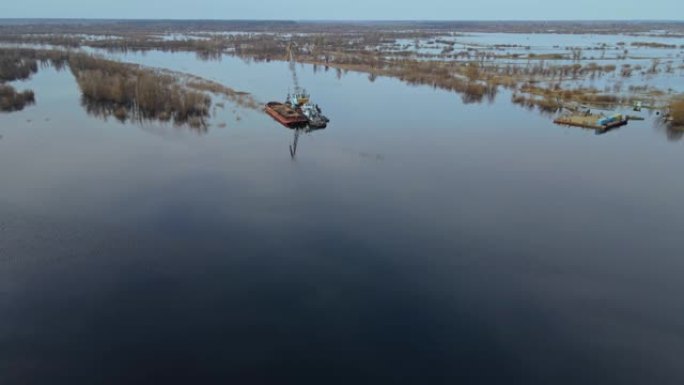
[287,42,308,106]
[285,41,329,129]
[265,40,330,158]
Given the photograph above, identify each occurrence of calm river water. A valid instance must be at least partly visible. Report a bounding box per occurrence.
[1,50,683,384]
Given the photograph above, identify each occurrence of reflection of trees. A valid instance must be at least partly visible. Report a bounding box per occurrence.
[0,49,256,132]
[80,96,209,133]
[666,129,683,142]
[0,53,39,82]
[460,83,498,104]
[0,49,68,113]
[195,50,223,61]
[0,85,35,112]
[654,117,683,142]
[68,54,214,132]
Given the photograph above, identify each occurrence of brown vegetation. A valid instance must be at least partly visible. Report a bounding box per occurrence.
[2,20,683,36]
[184,76,259,110]
[0,49,69,81]
[0,85,35,112]
[630,42,677,49]
[668,98,684,128]
[0,48,260,128]
[519,84,632,108]
[0,54,38,82]
[0,35,668,117]
[0,21,681,121]
[68,54,212,127]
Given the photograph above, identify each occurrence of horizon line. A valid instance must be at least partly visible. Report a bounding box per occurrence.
[1,18,683,22]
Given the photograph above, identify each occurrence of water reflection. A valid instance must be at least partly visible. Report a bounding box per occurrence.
[289,126,326,159]
[595,123,626,135]
[0,85,35,113]
[3,43,684,385]
[654,116,684,142]
[80,96,209,133]
[195,50,224,62]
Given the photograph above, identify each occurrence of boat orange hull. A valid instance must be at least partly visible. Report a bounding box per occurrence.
[265,102,308,127]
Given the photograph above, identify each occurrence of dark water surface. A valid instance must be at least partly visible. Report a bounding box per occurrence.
[1,54,684,384]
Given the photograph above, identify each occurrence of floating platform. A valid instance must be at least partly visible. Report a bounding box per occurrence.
[265,102,308,127]
[554,113,628,130]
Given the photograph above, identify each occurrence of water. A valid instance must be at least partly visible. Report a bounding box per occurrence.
[1,49,684,385]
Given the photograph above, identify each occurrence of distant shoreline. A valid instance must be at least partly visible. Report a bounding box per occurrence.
[1,19,683,35]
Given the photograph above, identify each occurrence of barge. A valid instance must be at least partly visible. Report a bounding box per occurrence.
[265,90,330,129]
[554,113,628,131]
[265,102,308,127]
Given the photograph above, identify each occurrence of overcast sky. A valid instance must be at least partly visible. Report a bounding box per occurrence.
[0,0,681,20]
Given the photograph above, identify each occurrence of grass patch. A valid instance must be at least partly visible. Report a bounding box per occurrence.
[0,48,259,127]
[69,54,212,127]
[669,98,684,127]
[0,55,38,82]
[631,42,677,49]
[0,84,35,112]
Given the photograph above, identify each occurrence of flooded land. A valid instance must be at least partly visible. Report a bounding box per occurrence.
[1,20,684,384]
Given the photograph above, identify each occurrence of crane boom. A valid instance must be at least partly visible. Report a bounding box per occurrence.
[287,42,300,93]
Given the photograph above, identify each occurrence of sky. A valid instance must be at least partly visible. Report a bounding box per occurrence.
[0,0,682,20]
